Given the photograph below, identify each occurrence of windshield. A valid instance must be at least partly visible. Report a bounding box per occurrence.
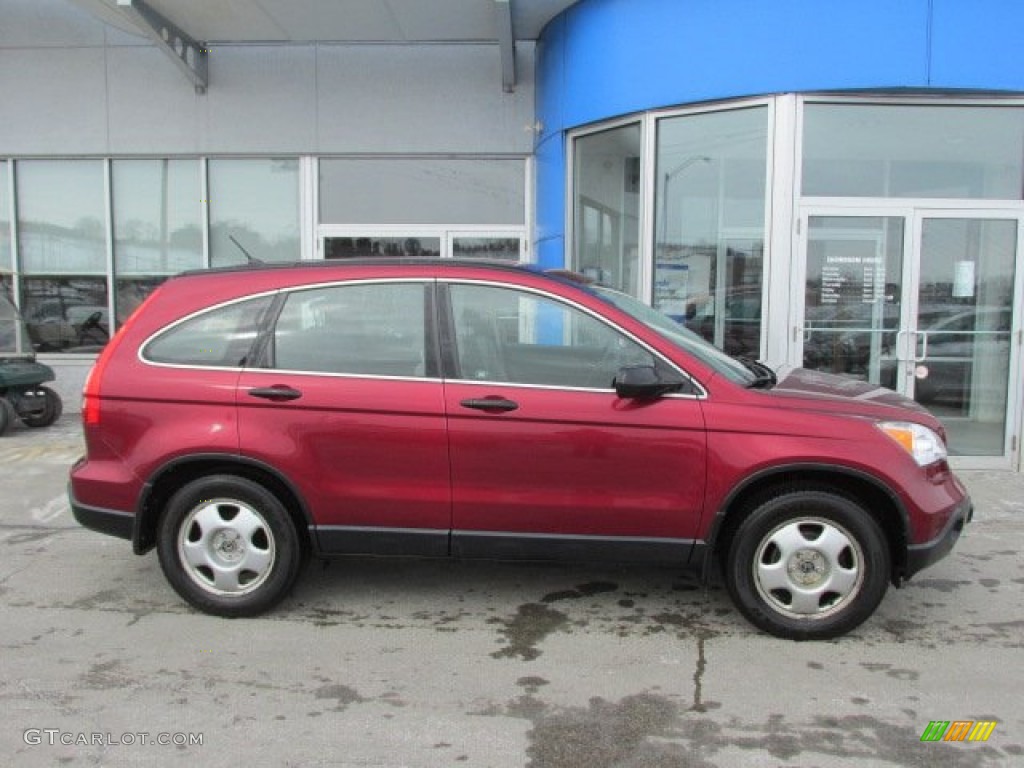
[591,286,757,386]
[0,294,30,356]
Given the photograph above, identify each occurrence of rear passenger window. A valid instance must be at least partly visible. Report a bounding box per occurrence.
[144,296,274,366]
[270,282,429,378]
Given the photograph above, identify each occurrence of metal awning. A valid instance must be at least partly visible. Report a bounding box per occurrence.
[72,0,579,93]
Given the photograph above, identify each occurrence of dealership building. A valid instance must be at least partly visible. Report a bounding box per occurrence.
[2,0,1023,470]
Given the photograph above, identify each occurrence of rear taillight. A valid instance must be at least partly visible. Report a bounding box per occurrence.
[81,286,164,427]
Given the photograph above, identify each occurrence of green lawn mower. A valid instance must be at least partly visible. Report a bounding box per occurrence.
[0,293,63,435]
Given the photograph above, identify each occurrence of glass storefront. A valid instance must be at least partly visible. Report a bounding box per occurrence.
[209,158,300,267]
[572,122,643,296]
[0,161,11,302]
[112,159,203,324]
[654,106,768,357]
[571,96,1024,466]
[803,104,1024,199]
[16,160,109,353]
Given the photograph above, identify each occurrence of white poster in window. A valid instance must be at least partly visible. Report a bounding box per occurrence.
[953,261,976,298]
[655,263,690,319]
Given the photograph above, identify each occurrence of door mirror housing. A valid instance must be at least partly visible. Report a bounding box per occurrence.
[613,365,684,399]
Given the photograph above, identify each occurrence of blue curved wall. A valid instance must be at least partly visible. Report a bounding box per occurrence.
[534,0,1024,267]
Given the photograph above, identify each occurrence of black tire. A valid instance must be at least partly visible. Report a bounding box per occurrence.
[21,386,63,428]
[156,475,304,617]
[724,489,890,640]
[0,398,14,436]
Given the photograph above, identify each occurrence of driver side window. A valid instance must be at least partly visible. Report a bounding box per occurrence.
[449,283,654,389]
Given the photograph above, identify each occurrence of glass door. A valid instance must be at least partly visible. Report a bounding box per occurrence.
[796,208,1022,466]
[909,212,1020,461]
[798,214,907,392]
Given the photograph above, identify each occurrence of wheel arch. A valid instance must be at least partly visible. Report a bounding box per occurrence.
[134,454,314,557]
[704,464,910,586]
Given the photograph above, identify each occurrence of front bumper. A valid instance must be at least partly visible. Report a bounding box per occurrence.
[902,494,973,581]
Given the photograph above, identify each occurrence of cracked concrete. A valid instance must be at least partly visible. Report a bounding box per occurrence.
[1,418,1022,766]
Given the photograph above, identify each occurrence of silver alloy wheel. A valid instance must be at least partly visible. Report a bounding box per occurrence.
[176,498,276,596]
[752,517,865,620]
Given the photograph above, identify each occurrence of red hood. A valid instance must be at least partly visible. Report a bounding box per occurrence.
[765,365,938,423]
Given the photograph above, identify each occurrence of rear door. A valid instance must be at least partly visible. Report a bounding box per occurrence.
[236,279,450,556]
[440,280,708,561]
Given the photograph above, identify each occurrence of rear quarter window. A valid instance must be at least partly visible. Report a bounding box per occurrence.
[143,295,274,366]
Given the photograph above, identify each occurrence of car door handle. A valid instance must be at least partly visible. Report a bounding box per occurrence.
[247,386,303,402]
[459,397,519,413]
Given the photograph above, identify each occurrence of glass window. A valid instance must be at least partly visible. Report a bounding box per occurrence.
[320,159,524,226]
[1,160,11,277]
[325,235,441,259]
[209,159,300,267]
[271,283,428,378]
[452,236,522,261]
[449,284,654,388]
[112,159,203,325]
[16,160,109,352]
[654,107,768,357]
[16,160,106,275]
[20,277,110,352]
[144,296,274,367]
[572,123,642,296]
[803,104,1024,199]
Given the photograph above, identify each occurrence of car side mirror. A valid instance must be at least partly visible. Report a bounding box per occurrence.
[613,365,683,399]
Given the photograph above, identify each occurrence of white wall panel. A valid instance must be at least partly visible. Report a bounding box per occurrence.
[0,0,106,48]
[0,48,108,155]
[106,45,203,154]
[315,44,535,154]
[200,46,319,153]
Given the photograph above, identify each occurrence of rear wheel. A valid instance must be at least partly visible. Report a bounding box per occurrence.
[724,489,890,640]
[20,386,63,428]
[157,475,303,617]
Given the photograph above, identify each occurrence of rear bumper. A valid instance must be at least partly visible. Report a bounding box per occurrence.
[69,485,134,542]
[902,495,973,580]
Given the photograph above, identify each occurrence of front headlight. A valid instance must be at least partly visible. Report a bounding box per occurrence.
[877,421,948,467]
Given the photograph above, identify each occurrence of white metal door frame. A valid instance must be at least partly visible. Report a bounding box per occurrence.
[794,204,1023,469]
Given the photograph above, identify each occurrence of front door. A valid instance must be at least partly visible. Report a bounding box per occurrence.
[795,208,1022,467]
[440,281,708,560]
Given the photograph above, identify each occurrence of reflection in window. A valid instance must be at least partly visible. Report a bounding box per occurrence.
[573,123,642,296]
[449,284,653,388]
[16,161,109,353]
[654,107,768,357]
[272,283,428,377]
[803,104,1024,199]
[144,295,274,367]
[113,159,203,325]
[452,237,521,261]
[209,159,300,267]
[16,160,106,275]
[325,236,440,259]
[20,276,109,353]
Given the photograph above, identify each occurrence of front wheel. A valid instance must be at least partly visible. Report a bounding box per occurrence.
[724,489,890,640]
[157,475,303,617]
[20,386,63,428]
[0,398,15,436]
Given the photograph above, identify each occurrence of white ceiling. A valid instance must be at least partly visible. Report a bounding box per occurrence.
[72,0,579,43]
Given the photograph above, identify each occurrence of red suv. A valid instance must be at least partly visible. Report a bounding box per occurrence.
[69,260,971,639]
